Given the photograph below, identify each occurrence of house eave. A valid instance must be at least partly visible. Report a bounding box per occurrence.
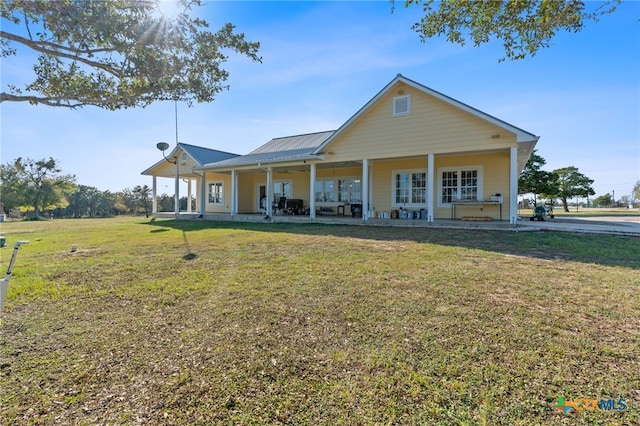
[194,153,324,173]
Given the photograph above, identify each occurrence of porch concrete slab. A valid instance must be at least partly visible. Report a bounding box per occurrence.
[160,212,640,236]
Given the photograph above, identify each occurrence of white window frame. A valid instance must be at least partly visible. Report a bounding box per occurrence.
[391,169,427,208]
[273,180,292,200]
[338,177,361,203]
[437,165,483,207]
[208,181,224,205]
[315,179,335,202]
[393,94,411,117]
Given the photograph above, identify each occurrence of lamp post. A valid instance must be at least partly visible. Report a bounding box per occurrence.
[157,142,179,219]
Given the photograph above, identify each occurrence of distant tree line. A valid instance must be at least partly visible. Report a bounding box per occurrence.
[0,157,187,220]
[518,150,639,211]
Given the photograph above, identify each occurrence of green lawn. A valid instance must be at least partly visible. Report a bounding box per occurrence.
[1,217,638,425]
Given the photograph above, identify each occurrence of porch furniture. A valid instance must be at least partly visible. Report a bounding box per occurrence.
[285,199,304,215]
[451,200,502,221]
[316,201,345,216]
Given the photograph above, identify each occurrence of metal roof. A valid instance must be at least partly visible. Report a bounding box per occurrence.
[199,148,320,169]
[180,143,239,164]
[249,130,335,154]
[141,143,240,176]
[198,131,335,170]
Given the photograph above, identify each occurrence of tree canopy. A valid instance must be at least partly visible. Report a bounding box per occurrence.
[0,157,76,217]
[547,166,595,212]
[398,0,620,61]
[518,149,558,204]
[593,193,613,208]
[0,0,261,109]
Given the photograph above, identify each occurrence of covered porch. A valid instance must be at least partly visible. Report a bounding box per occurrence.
[193,145,524,225]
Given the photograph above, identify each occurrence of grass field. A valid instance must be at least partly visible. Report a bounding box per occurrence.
[1,217,638,425]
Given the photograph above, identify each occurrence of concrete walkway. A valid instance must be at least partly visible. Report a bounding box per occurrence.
[516,216,640,236]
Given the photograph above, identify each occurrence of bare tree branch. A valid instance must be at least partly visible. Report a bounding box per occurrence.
[2,92,97,108]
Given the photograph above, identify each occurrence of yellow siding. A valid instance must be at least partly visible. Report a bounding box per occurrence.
[370,158,427,212]
[432,152,510,220]
[236,171,316,213]
[237,174,255,213]
[204,172,232,213]
[368,152,510,220]
[327,81,517,163]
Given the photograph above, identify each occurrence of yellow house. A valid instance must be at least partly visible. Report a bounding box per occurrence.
[143,74,538,224]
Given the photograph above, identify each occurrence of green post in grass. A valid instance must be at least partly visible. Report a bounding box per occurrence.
[0,240,29,311]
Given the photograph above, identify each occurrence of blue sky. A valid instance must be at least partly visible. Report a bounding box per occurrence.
[2,1,639,201]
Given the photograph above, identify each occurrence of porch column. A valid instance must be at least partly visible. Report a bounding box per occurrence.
[199,173,206,215]
[187,179,193,213]
[266,167,273,217]
[152,176,158,214]
[309,163,316,219]
[231,169,238,216]
[174,159,180,219]
[427,153,434,222]
[510,146,518,225]
[362,159,369,222]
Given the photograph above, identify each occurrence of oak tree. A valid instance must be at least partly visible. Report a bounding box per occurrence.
[1,0,261,109]
[0,157,76,218]
[398,0,620,61]
[548,166,595,212]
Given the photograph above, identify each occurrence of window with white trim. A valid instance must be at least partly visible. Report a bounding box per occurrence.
[274,181,292,199]
[393,94,411,116]
[315,179,335,202]
[392,170,427,207]
[438,166,482,205]
[208,181,224,204]
[338,178,361,203]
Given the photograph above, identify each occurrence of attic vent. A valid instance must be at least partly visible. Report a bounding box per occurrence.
[393,94,411,116]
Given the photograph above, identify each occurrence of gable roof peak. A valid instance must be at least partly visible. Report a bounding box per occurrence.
[311,74,538,155]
